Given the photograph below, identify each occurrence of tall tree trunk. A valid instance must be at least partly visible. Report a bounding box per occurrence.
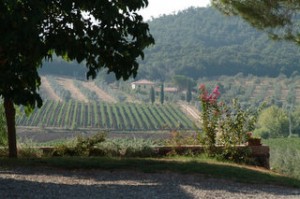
[4,98,17,158]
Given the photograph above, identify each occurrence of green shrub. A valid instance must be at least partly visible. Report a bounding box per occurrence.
[52,132,106,156]
[256,105,289,138]
[18,139,43,158]
[216,147,253,164]
[254,128,270,139]
[164,130,200,146]
[51,133,158,158]
[199,84,262,158]
[94,138,157,157]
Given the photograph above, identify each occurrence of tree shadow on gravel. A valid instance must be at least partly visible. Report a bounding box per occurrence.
[0,159,300,198]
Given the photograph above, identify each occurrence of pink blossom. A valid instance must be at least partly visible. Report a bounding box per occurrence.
[199,84,209,102]
[199,84,206,90]
[213,86,220,98]
[199,84,221,103]
[206,86,220,104]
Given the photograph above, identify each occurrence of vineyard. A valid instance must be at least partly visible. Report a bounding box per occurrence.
[16,100,195,131]
[39,75,300,108]
[28,74,300,132]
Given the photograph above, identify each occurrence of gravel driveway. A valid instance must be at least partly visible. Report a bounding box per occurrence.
[0,167,299,199]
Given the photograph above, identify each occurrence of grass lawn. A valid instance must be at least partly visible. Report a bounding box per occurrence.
[1,156,300,188]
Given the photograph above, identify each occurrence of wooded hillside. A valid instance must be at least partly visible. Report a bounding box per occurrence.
[40,7,300,81]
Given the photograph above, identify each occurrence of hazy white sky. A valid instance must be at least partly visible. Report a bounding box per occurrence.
[139,0,211,20]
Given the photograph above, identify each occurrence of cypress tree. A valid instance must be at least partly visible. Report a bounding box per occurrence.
[186,81,192,102]
[160,83,164,104]
[150,86,155,104]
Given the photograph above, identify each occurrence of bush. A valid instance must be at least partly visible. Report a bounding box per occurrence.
[51,133,158,158]
[93,138,158,157]
[216,147,253,164]
[256,105,289,138]
[198,84,262,161]
[52,132,106,157]
[164,130,200,146]
[18,139,43,158]
[254,128,270,139]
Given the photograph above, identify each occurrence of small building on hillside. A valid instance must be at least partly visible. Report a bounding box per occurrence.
[164,87,178,93]
[155,87,178,93]
[131,79,156,90]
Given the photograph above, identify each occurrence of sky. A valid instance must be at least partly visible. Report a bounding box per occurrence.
[139,0,211,20]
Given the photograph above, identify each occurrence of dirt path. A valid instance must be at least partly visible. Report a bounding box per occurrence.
[56,78,89,103]
[178,102,201,121]
[81,81,117,103]
[40,76,61,101]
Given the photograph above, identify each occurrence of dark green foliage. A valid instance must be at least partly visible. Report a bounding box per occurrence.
[0,0,154,105]
[186,81,192,102]
[137,7,300,81]
[0,0,154,157]
[150,86,155,104]
[160,83,164,104]
[0,104,7,146]
[216,147,253,164]
[172,75,195,90]
[212,0,300,44]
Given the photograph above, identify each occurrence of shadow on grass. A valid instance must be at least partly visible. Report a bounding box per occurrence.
[0,157,300,197]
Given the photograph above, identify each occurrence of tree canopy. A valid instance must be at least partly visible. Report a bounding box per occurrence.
[0,0,154,157]
[212,0,300,44]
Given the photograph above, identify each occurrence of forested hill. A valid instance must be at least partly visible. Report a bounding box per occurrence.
[40,7,300,81]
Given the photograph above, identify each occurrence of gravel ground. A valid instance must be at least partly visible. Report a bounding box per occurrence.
[0,167,299,199]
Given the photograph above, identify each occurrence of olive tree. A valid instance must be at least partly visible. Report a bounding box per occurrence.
[0,0,154,157]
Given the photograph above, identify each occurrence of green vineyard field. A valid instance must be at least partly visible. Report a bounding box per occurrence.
[16,100,195,131]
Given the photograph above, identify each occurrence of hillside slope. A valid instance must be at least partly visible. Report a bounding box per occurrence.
[39,7,300,81]
[139,7,300,80]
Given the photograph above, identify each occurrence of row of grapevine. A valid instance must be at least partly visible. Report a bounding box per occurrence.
[16,100,195,130]
[73,79,100,101]
[46,76,72,100]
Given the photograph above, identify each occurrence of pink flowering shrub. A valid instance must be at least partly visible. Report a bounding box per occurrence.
[199,84,221,152]
[199,84,261,156]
